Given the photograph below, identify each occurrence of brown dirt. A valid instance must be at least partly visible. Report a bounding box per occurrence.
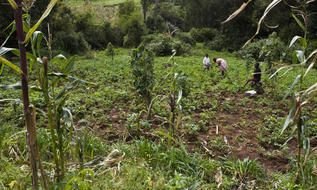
[192,91,293,172]
[91,92,308,173]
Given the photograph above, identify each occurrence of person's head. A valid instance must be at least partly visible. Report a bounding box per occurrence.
[255,62,260,69]
[213,58,217,63]
[205,54,208,57]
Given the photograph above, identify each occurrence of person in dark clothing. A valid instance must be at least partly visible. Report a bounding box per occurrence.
[244,62,264,94]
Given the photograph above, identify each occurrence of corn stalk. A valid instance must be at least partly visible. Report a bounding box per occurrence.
[13,0,39,189]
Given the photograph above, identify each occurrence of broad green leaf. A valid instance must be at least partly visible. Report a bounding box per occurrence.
[24,0,59,43]
[31,31,46,57]
[7,0,18,9]
[0,47,36,63]
[0,56,22,75]
[243,0,282,47]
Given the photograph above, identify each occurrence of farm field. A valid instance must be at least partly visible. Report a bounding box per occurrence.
[1,45,316,189]
[1,0,317,189]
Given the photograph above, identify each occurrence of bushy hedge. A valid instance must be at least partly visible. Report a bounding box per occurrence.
[53,31,89,54]
[237,32,290,62]
[142,34,191,56]
[205,34,227,51]
[190,28,217,43]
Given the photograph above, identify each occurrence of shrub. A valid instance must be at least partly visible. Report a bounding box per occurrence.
[205,33,227,51]
[237,32,290,63]
[175,32,195,46]
[53,31,89,54]
[119,12,146,47]
[130,45,155,108]
[118,0,136,16]
[76,13,116,49]
[158,2,185,29]
[190,28,217,42]
[145,14,167,33]
[143,34,191,56]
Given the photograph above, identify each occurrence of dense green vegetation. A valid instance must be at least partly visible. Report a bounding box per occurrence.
[1,0,317,189]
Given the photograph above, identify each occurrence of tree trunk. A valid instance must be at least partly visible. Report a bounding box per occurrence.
[14,1,39,189]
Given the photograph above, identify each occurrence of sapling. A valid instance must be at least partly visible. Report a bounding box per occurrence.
[106,42,115,63]
[130,45,155,119]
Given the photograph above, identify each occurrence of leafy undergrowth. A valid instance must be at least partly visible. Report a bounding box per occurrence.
[1,46,317,189]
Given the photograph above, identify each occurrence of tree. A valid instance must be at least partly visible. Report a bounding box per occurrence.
[140,0,151,22]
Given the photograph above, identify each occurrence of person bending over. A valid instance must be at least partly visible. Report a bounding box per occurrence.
[213,57,228,76]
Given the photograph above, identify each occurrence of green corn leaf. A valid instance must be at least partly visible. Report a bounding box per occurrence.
[176,89,182,105]
[24,0,59,43]
[281,106,295,134]
[1,23,16,48]
[0,56,22,75]
[284,74,301,99]
[62,107,74,128]
[0,47,16,56]
[303,82,317,97]
[0,82,21,90]
[292,13,306,34]
[295,50,305,64]
[221,0,253,24]
[269,65,293,79]
[7,0,18,9]
[304,60,315,78]
[306,49,317,61]
[289,35,304,48]
[32,31,46,57]
[0,63,4,75]
[63,58,75,74]
[243,0,282,47]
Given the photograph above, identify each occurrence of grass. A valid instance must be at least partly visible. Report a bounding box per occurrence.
[0,44,317,189]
